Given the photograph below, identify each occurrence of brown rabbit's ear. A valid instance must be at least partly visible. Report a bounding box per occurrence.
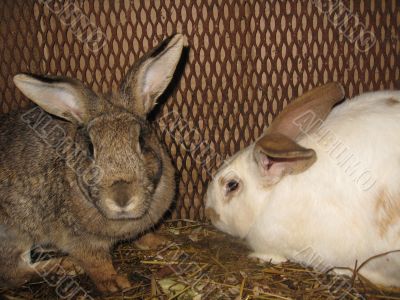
[253,132,316,185]
[267,82,345,139]
[120,34,185,115]
[13,74,95,124]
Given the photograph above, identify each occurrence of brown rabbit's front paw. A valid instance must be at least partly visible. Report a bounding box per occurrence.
[134,232,170,250]
[95,274,131,293]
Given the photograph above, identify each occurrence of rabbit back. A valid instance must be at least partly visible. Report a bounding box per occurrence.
[0,111,70,241]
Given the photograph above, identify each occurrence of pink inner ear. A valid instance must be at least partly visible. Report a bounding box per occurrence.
[257,151,285,183]
[259,153,273,170]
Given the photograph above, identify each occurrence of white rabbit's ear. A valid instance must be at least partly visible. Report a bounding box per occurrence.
[267,82,345,139]
[254,133,316,184]
[120,34,185,115]
[14,74,94,124]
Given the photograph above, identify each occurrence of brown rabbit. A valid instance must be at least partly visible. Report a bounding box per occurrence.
[0,34,184,293]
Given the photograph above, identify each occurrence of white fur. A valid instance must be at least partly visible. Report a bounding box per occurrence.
[206,90,400,287]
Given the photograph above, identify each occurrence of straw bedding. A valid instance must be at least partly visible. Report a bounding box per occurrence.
[1,221,399,300]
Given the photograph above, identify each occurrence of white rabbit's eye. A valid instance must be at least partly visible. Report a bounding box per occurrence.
[226,180,239,193]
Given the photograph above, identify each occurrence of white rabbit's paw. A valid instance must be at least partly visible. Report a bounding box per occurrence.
[248,252,287,264]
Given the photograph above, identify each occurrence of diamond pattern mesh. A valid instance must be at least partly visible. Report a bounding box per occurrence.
[1,0,399,220]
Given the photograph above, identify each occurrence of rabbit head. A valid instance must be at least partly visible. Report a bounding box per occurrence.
[205,83,345,238]
[13,34,185,220]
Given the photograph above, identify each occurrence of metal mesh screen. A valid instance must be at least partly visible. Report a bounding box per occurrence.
[1,0,399,220]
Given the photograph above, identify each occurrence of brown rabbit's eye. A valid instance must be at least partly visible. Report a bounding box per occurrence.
[226,180,239,193]
[80,128,95,159]
[87,139,94,159]
[138,126,148,151]
[139,132,145,149]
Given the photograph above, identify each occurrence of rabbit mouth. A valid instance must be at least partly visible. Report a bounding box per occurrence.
[99,207,150,220]
[82,183,152,221]
[99,196,152,220]
[75,158,157,220]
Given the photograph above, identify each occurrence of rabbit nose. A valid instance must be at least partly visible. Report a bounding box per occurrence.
[115,194,130,208]
[112,180,131,207]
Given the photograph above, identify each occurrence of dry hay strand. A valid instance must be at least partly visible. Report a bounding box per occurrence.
[1,221,399,299]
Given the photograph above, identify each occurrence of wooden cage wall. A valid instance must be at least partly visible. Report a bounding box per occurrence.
[0,0,399,220]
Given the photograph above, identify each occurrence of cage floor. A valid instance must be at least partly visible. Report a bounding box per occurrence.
[1,221,399,300]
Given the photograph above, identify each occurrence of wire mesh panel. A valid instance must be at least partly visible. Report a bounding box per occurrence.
[0,0,399,220]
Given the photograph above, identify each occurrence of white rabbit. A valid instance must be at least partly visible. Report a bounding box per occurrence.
[205,83,400,287]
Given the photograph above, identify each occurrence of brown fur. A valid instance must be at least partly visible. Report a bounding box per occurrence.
[0,35,184,292]
[134,232,169,250]
[205,207,220,223]
[375,188,400,237]
[266,82,344,138]
[254,132,317,179]
[247,83,343,186]
[386,98,400,106]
